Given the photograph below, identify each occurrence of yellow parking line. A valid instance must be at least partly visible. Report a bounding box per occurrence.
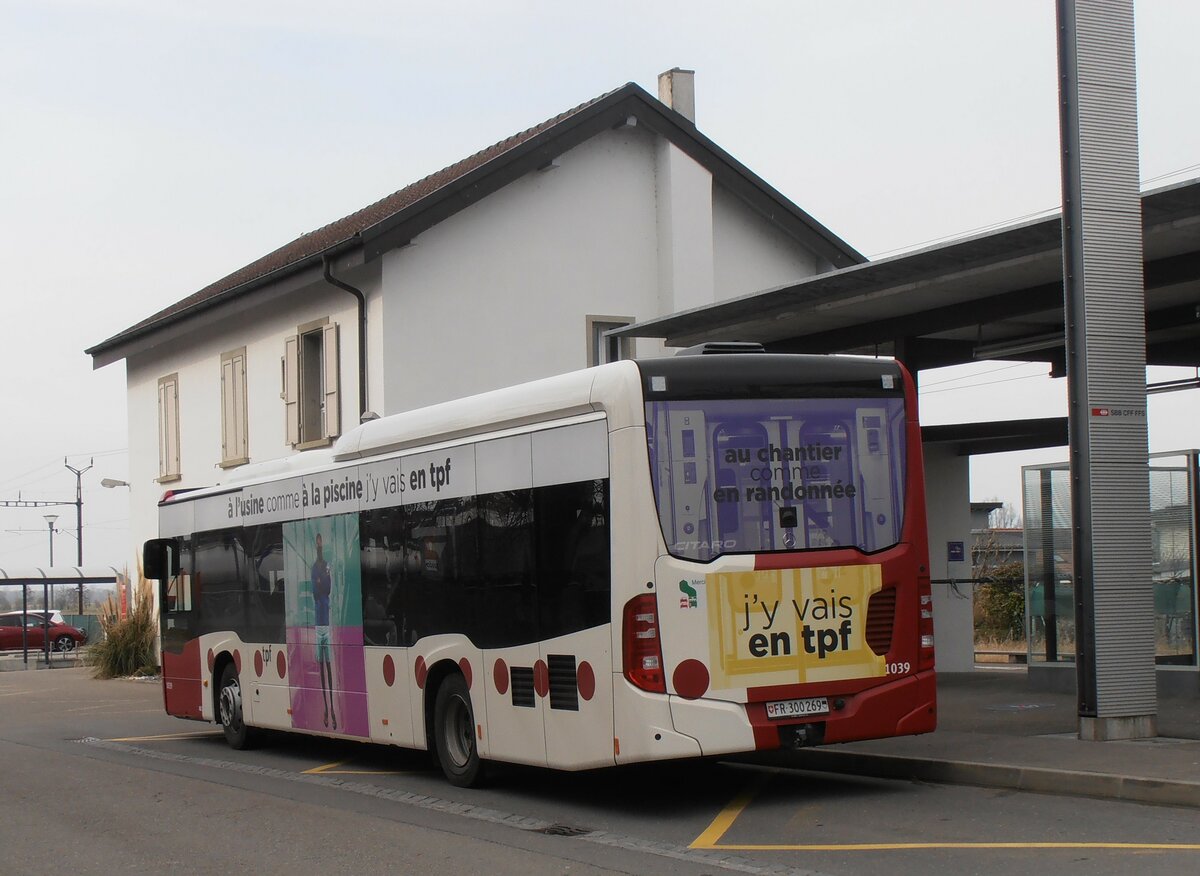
[708,842,1200,851]
[108,731,224,742]
[66,704,125,713]
[691,772,1200,853]
[689,771,774,849]
[320,769,407,775]
[302,753,405,772]
[303,759,350,774]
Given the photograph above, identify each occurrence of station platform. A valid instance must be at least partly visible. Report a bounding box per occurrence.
[762,668,1200,809]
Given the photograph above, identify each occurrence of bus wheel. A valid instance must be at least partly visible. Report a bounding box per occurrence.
[218,663,257,750]
[433,674,484,787]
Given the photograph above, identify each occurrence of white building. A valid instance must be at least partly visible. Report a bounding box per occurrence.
[86,71,862,568]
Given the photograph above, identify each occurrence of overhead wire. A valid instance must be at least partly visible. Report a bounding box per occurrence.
[0,460,62,493]
[868,163,1199,260]
[1141,163,1200,186]
[920,371,1050,396]
[918,361,1039,390]
[0,448,128,494]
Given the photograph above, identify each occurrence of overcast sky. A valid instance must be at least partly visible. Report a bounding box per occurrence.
[2,0,1197,571]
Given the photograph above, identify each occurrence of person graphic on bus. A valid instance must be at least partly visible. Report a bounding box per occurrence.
[312,533,336,730]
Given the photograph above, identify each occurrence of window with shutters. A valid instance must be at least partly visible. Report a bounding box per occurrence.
[281,319,340,449]
[157,373,181,482]
[220,347,249,468]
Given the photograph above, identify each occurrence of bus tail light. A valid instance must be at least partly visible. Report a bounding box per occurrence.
[918,574,935,671]
[622,594,665,693]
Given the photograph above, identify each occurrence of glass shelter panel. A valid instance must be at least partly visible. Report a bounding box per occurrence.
[1023,454,1198,667]
[1022,466,1075,664]
[1150,462,1195,665]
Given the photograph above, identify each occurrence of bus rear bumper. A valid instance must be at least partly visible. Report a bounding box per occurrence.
[669,670,937,756]
[753,667,940,748]
[816,669,937,745]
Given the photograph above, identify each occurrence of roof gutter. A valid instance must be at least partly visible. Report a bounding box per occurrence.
[322,254,369,419]
[87,239,361,362]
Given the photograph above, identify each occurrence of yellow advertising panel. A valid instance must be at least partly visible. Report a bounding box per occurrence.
[707,565,885,689]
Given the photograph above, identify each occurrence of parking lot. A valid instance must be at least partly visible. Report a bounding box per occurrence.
[3,667,1198,876]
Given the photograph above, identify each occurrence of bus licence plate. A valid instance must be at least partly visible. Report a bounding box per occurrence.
[765,697,829,720]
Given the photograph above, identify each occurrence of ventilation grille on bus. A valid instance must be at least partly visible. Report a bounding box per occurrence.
[866,587,897,655]
[510,667,535,708]
[548,654,579,711]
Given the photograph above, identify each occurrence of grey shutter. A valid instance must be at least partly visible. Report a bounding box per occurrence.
[158,375,180,479]
[322,322,340,438]
[283,335,300,447]
[222,351,247,462]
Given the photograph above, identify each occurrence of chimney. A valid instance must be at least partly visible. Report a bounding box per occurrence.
[657,68,696,123]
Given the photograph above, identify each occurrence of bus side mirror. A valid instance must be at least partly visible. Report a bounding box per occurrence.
[143,539,180,580]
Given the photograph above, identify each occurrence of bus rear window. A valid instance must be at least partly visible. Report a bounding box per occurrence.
[646,398,907,561]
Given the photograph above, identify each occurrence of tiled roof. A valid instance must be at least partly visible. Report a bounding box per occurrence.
[88,81,863,359]
[98,89,618,349]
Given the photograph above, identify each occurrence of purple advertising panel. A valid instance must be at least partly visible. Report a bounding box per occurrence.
[646,397,907,561]
[283,514,369,736]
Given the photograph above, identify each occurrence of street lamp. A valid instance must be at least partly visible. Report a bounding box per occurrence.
[40,513,60,666]
[43,514,58,567]
[100,478,130,489]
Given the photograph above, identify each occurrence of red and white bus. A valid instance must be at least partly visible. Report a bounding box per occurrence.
[143,347,935,786]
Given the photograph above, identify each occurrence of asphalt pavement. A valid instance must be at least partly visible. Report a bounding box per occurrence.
[7,653,1199,809]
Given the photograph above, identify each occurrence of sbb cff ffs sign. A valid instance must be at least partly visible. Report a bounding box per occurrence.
[1090,406,1146,421]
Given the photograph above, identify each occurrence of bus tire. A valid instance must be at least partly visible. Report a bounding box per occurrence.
[217,662,258,750]
[433,674,484,787]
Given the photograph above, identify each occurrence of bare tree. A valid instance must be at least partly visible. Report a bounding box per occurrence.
[973,501,1027,644]
[989,501,1022,530]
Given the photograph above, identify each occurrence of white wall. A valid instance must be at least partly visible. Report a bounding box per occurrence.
[123,122,836,561]
[923,443,976,672]
[712,186,820,300]
[378,126,830,413]
[380,127,663,412]
[655,139,715,314]
[125,282,363,565]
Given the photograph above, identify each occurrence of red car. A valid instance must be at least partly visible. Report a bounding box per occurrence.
[0,611,88,652]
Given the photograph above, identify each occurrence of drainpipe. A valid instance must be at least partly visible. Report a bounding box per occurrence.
[322,254,368,419]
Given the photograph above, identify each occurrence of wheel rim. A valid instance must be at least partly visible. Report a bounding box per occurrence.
[55,637,75,652]
[441,693,473,769]
[220,677,242,731]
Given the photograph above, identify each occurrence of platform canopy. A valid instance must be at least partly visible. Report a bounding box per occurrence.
[611,177,1200,374]
[0,567,123,584]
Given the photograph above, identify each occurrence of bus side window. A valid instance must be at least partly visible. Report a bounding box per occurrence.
[166,570,193,612]
[192,531,246,637]
[246,523,285,644]
[538,480,610,638]
[160,539,195,648]
[478,489,536,649]
[360,508,403,647]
